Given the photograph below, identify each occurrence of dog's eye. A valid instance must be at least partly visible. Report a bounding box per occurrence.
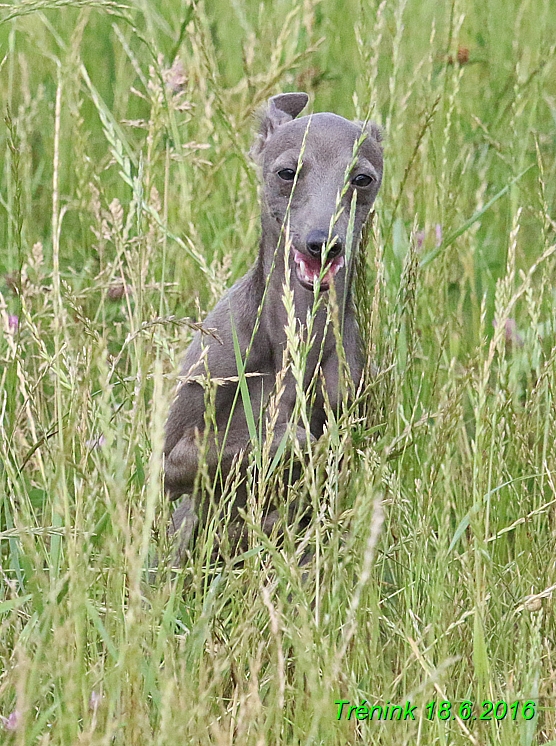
[352,173,374,188]
[277,168,296,181]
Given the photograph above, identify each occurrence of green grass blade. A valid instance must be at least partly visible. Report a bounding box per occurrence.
[420,164,535,268]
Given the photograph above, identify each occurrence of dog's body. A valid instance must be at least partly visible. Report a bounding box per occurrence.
[164,93,383,553]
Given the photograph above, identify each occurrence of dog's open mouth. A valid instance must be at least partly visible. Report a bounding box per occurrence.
[292,249,345,291]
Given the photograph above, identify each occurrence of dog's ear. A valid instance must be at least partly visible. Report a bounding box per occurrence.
[269,93,309,123]
[250,92,309,163]
[358,120,383,148]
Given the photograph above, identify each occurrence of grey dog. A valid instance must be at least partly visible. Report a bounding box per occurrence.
[164,92,383,556]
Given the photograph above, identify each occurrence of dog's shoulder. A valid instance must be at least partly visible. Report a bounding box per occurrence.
[181,264,265,376]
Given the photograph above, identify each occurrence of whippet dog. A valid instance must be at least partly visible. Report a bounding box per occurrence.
[164,92,383,557]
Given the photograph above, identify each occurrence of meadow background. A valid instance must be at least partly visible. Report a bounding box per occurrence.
[1,0,556,743]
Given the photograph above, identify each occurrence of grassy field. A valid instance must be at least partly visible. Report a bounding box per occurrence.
[1,0,556,743]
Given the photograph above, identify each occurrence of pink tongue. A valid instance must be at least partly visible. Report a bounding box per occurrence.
[301,254,322,275]
[293,249,327,275]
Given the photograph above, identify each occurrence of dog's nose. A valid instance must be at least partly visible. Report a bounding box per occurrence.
[306,230,343,259]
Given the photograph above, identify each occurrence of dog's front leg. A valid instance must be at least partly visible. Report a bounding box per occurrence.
[164,426,250,499]
[319,321,364,416]
[266,372,317,459]
[267,421,316,459]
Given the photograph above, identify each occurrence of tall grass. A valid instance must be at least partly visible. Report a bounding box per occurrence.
[1,0,556,743]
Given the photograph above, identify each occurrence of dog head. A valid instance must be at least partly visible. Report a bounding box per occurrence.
[251,92,383,292]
